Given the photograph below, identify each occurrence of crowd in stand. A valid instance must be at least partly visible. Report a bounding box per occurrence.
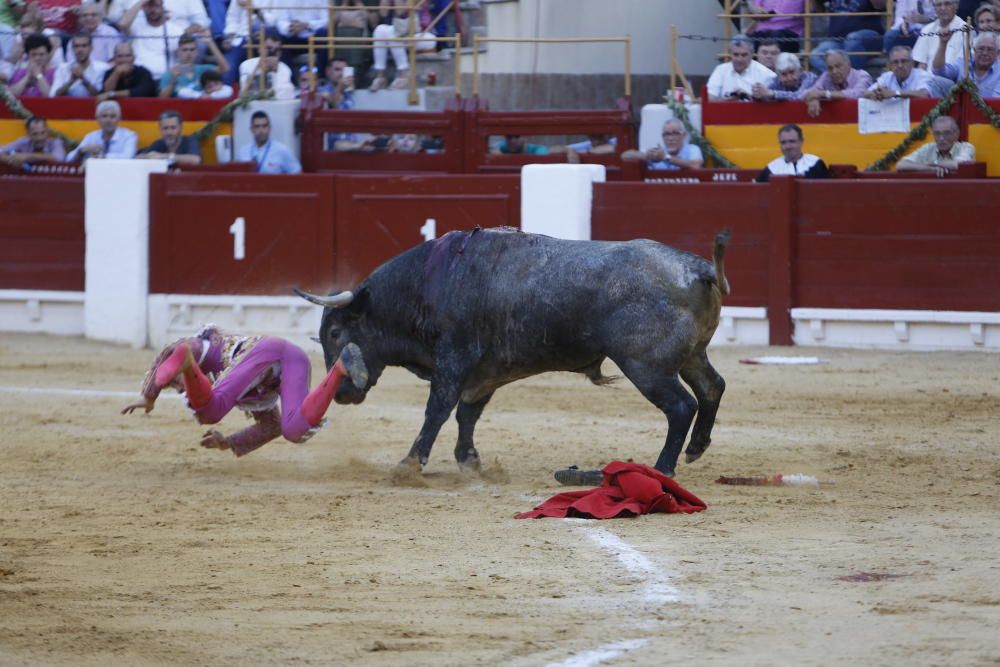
[0,0,457,98]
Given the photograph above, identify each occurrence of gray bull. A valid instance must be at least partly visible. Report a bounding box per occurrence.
[296,226,730,477]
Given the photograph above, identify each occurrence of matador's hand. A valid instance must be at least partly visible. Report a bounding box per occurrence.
[200,430,232,450]
[121,396,155,415]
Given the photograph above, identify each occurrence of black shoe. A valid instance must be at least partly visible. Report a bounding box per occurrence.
[554,466,604,487]
[340,343,369,388]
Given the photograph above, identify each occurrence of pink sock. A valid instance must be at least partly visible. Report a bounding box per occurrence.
[300,361,347,426]
[154,343,191,388]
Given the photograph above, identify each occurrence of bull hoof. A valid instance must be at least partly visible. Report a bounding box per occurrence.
[685,441,710,464]
[554,466,604,487]
[456,451,481,474]
[390,457,426,487]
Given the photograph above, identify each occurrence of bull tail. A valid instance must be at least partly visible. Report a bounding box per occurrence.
[713,228,731,296]
[581,360,620,387]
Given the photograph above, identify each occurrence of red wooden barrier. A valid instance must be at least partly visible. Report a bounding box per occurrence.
[149,173,337,295]
[591,182,772,311]
[331,174,520,286]
[0,97,229,122]
[299,98,465,174]
[0,176,84,290]
[796,180,1000,312]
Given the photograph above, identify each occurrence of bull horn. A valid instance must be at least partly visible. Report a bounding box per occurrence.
[293,287,354,308]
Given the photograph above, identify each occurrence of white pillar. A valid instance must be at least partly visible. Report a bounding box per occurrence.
[84,159,169,348]
[520,164,605,241]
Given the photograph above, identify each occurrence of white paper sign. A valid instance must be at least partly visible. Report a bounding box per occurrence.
[858,97,911,134]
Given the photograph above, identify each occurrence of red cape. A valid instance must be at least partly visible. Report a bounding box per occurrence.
[515,461,707,519]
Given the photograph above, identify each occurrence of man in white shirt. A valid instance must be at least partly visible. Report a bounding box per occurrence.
[67,100,139,161]
[912,0,967,69]
[239,32,295,99]
[108,0,209,29]
[51,32,110,97]
[76,2,122,65]
[119,0,198,80]
[861,45,933,100]
[706,35,776,102]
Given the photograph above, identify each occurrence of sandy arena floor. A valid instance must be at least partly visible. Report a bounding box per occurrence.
[1,332,998,666]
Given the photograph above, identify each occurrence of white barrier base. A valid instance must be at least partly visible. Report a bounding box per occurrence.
[0,290,85,336]
[147,294,324,350]
[710,306,769,346]
[792,308,1000,350]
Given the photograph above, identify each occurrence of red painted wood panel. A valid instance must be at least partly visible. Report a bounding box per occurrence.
[0,97,228,121]
[795,181,1000,311]
[701,96,944,125]
[591,182,770,308]
[149,174,337,295]
[332,175,520,287]
[0,176,84,290]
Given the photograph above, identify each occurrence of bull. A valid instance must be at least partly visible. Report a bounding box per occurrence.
[295,226,730,477]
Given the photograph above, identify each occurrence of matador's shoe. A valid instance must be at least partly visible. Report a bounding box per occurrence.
[339,343,369,388]
[553,465,604,487]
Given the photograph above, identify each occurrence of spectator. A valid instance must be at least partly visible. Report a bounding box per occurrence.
[801,49,873,117]
[107,0,208,31]
[744,0,805,52]
[315,58,355,109]
[755,38,782,71]
[158,33,228,97]
[236,110,301,174]
[492,135,549,155]
[862,45,933,99]
[51,32,109,96]
[197,68,233,98]
[7,12,65,68]
[0,116,66,167]
[99,41,156,99]
[974,4,998,33]
[8,33,54,96]
[0,0,21,63]
[221,0,280,85]
[333,0,376,79]
[137,109,201,164]
[621,119,704,170]
[119,0,194,81]
[368,0,435,91]
[275,0,328,72]
[76,2,121,65]
[67,99,138,161]
[934,32,1000,95]
[753,51,817,100]
[884,0,936,54]
[810,0,888,72]
[566,133,617,154]
[913,0,967,70]
[897,115,974,175]
[706,35,776,101]
[755,123,829,181]
[754,125,830,183]
[239,32,295,99]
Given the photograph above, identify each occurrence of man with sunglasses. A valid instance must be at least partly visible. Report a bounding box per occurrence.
[622,119,704,171]
[755,124,829,182]
[861,45,933,99]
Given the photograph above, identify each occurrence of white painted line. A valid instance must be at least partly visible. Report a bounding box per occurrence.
[576,525,683,604]
[0,386,181,400]
[544,638,650,667]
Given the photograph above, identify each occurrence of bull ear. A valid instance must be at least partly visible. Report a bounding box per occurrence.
[344,286,369,320]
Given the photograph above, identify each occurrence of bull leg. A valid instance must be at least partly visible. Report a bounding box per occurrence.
[402,375,464,468]
[454,392,494,473]
[679,348,726,464]
[615,358,697,477]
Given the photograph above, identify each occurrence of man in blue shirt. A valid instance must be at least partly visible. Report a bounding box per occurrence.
[622,119,704,170]
[862,45,933,100]
[236,111,302,174]
[933,32,1000,97]
[810,0,888,71]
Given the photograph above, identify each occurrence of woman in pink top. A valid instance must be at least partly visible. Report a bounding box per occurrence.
[744,0,805,52]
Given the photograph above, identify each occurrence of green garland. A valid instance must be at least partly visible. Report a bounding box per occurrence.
[0,83,272,151]
[0,81,80,149]
[662,94,737,168]
[190,90,273,143]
